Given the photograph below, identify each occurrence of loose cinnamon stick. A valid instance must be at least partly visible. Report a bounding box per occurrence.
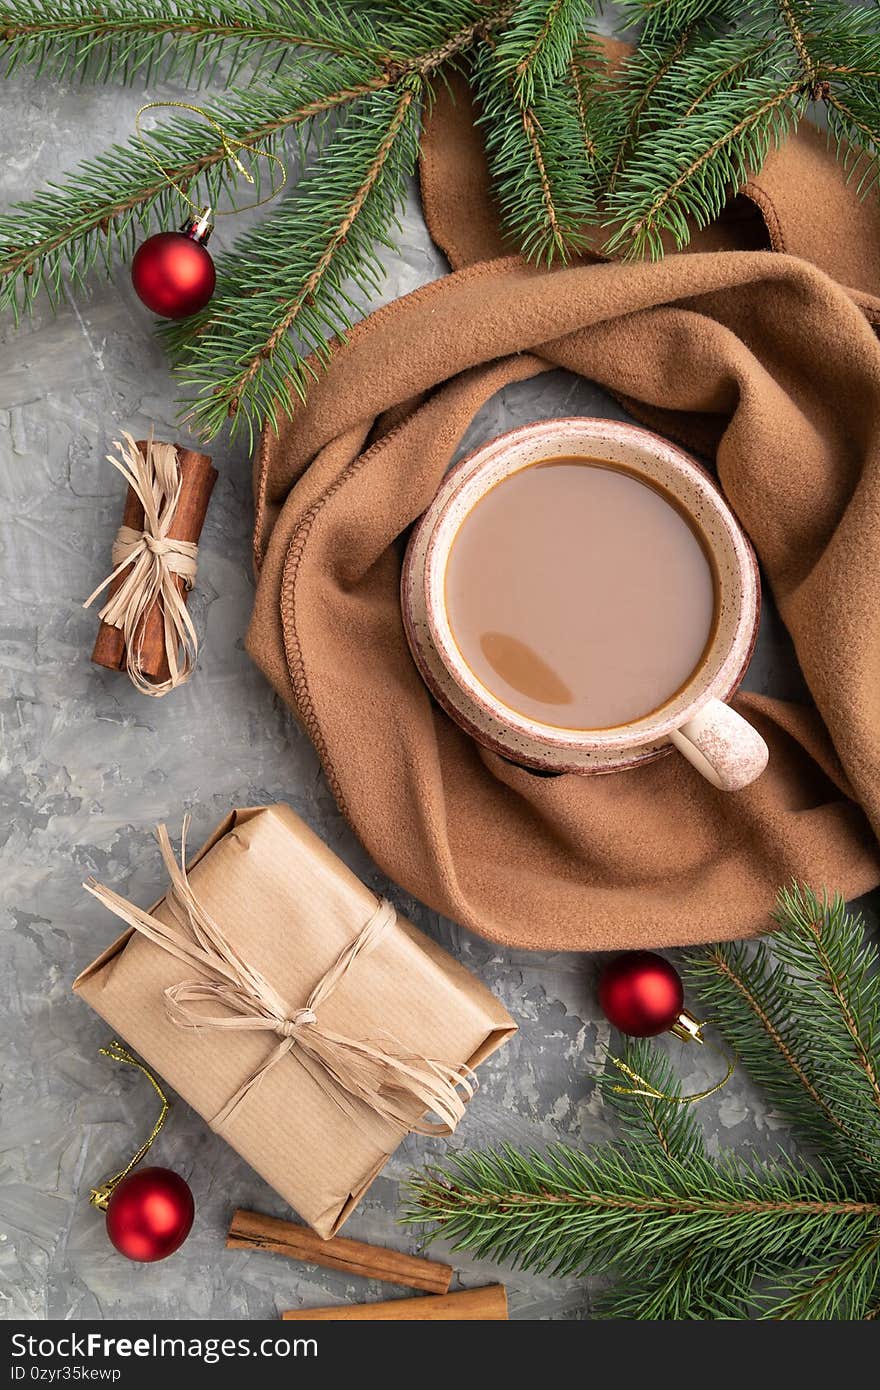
[227,1209,452,1295]
[91,441,217,681]
[282,1286,508,1321]
[90,471,146,672]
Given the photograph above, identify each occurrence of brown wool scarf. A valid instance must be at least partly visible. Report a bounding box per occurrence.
[246,76,880,952]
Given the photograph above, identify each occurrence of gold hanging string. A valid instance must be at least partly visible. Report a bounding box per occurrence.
[134,101,286,218]
[89,1040,171,1212]
[607,1032,737,1107]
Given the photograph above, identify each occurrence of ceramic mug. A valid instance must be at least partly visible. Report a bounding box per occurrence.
[401,418,769,790]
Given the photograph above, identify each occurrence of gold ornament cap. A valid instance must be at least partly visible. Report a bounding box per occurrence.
[669,1007,705,1043]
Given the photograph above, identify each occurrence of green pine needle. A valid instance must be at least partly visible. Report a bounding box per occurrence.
[407,886,880,1319]
[0,60,377,322]
[1,0,879,435]
[598,1038,707,1164]
[472,37,601,263]
[492,0,599,105]
[826,81,880,198]
[688,886,880,1182]
[162,78,423,447]
[405,1142,879,1283]
[0,0,392,84]
[620,1,743,47]
[604,70,808,258]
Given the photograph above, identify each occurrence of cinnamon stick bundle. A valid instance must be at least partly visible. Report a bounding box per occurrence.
[91,440,216,680]
[282,1286,508,1321]
[227,1209,452,1295]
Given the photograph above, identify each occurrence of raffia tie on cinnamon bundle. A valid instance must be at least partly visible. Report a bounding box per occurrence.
[85,433,213,696]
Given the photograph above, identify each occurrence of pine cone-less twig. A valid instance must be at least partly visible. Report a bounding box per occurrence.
[405,886,880,1320]
[0,1,878,441]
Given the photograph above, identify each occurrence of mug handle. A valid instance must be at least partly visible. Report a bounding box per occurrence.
[669,698,768,791]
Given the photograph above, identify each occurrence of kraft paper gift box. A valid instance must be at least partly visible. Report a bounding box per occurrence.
[73,804,516,1238]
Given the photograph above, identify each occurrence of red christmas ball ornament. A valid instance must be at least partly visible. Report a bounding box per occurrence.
[104,1166,195,1262]
[598,952,702,1040]
[131,212,215,319]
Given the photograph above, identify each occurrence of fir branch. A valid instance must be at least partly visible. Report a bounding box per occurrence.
[687,887,880,1180]
[0,0,392,84]
[163,79,423,444]
[568,35,606,162]
[633,22,786,115]
[2,0,880,439]
[409,880,880,1318]
[599,1039,707,1164]
[605,27,697,192]
[774,0,819,86]
[825,84,880,198]
[806,0,880,79]
[604,72,806,258]
[677,33,779,119]
[405,1143,880,1281]
[772,886,880,1127]
[470,1,604,262]
[689,943,856,1154]
[0,3,516,321]
[491,0,598,104]
[597,22,786,194]
[594,1247,760,1319]
[473,39,598,263]
[0,0,514,85]
[0,60,377,319]
[621,0,741,46]
[223,84,416,418]
[766,1233,880,1320]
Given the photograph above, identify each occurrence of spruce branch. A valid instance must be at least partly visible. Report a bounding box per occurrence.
[409,882,880,1317]
[604,72,807,257]
[0,0,517,85]
[766,1233,880,1320]
[825,84,880,197]
[0,0,395,84]
[568,34,606,161]
[604,27,697,192]
[2,0,879,436]
[687,887,880,1182]
[771,886,880,1128]
[807,0,880,79]
[598,1039,707,1163]
[687,943,858,1161]
[598,20,785,198]
[595,1249,761,1319]
[162,79,423,444]
[774,0,819,86]
[491,0,598,104]
[0,60,378,320]
[677,33,779,119]
[405,1143,880,1283]
[473,36,600,263]
[621,1,741,46]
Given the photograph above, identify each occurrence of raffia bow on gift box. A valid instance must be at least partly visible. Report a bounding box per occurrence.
[74,805,515,1236]
[84,822,476,1136]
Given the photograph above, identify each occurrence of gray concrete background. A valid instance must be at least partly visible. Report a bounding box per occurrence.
[2,23,877,1322]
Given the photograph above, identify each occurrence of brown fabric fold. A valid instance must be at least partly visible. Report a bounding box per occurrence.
[246,86,880,952]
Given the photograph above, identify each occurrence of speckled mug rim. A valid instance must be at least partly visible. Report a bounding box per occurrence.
[420,418,760,752]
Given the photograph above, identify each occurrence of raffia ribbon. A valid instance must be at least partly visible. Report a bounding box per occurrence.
[83,433,199,697]
[83,820,476,1138]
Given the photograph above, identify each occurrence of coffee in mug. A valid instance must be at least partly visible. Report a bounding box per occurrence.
[444,457,716,730]
[403,417,769,789]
